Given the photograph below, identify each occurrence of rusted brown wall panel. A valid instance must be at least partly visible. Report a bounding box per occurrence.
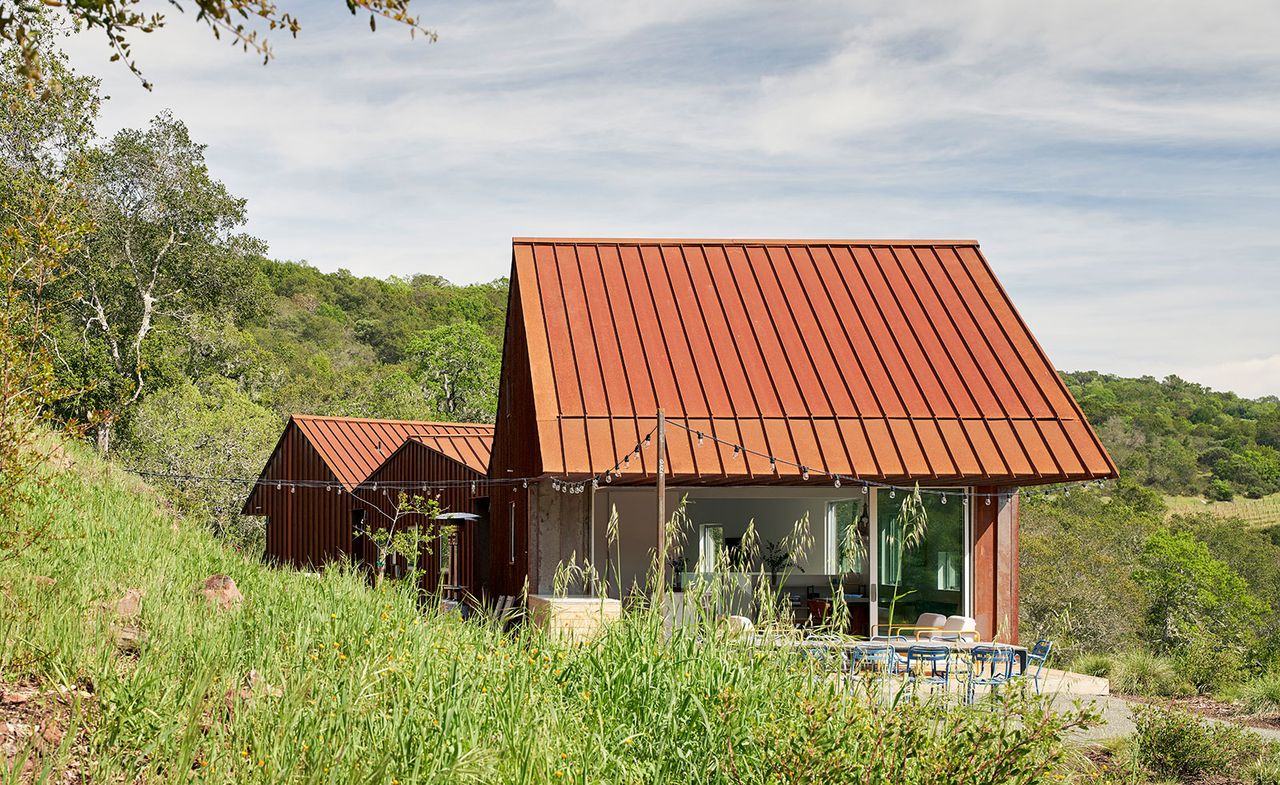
[487,270,539,595]
[972,486,1019,644]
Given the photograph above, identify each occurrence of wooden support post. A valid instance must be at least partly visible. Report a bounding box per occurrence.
[655,409,667,600]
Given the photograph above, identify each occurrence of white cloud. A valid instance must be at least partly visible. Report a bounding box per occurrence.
[54,0,1280,398]
[1176,354,1280,400]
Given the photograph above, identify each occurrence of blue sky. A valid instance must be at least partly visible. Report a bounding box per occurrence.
[64,0,1280,398]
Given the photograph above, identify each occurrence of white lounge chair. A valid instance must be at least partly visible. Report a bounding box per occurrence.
[871,612,947,639]
[928,615,980,643]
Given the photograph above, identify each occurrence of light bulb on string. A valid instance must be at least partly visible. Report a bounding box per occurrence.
[290,485,296,494]
[985,496,992,506]
[889,488,895,499]
[731,445,741,460]
[801,467,810,481]
[276,482,282,490]
[643,436,651,449]
[833,477,841,489]
[696,431,705,447]
[862,483,868,495]
[471,481,477,494]
[941,494,948,505]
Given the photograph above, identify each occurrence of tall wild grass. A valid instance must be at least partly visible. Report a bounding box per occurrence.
[0,441,1097,783]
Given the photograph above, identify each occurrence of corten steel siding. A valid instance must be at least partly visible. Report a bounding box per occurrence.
[488,274,541,595]
[248,424,359,567]
[355,441,487,597]
[972,486,1020,643]
[245,417,495,573]
[504,238,1117,486]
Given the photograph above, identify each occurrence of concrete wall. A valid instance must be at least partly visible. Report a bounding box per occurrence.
[527,481,591,594]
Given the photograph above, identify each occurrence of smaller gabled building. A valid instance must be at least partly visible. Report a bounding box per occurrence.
[354,432,493,597]
[243,415,493,576]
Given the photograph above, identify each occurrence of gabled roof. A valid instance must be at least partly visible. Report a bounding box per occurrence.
[500,237,1116,485]
[287,415,491,490]
[404,432,492,475]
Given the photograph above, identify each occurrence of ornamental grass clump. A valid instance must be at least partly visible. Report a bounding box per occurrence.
[1238,672,1280,717]
[0,438,1102,784]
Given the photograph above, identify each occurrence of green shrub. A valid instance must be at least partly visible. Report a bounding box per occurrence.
[1238,672,1280,716]
[1207,479,1235,501]
[1132,703,1260,778]
[1174,630,1247,695]
[1069,653,1113,679]
[1111,651,1189,697]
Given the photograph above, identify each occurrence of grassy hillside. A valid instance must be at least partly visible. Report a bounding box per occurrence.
[1,440,1102,784]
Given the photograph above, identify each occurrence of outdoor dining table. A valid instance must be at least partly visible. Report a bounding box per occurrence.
[777,636,1030,675]
[882,639,1029,673]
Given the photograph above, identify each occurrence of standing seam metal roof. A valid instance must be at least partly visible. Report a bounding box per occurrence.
[291,415,494,490]
[509,238,1117,484]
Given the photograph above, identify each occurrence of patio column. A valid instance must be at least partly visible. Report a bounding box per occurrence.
[971,487,1020,644]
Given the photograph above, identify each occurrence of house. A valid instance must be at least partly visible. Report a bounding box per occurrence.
[355,431,493,596]
[243,415,493,581]
[486,238,1117,642]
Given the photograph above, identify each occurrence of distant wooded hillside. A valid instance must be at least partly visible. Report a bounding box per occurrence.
[1063,371,1280,500]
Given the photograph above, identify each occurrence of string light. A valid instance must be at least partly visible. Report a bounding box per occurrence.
[128,414,1103,504]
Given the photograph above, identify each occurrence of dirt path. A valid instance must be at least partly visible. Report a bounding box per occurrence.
[1053,694,1280,743]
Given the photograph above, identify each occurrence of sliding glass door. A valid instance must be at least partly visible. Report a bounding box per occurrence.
[873,489,967,630]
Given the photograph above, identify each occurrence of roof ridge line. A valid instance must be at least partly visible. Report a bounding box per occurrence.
[513,237,981,247]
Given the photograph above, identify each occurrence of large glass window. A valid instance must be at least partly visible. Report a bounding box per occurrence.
[876,490,966,624]
[826,499,867,574]
[699,524,724,572]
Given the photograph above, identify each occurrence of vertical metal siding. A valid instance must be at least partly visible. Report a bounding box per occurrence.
[971,485,1020,644]
[487,274,538,595]
[356,442,486,598]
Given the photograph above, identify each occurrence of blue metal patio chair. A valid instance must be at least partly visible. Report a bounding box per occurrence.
[1019,639,1053,694]
[850,642,901,678]
[965,645,1016,704]
[800,634,847,676]
[904,644,951,694]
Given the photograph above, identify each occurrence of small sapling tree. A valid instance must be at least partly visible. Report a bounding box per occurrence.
[367,492,444,587]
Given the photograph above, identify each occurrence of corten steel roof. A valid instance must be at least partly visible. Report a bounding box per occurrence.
[507,238,1117,485]
[405,432,493,475]
[292,415,493,490]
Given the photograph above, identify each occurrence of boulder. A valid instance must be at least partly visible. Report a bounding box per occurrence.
[108,589,141,621]
[112,624,142,654]
[198,576,242,610]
